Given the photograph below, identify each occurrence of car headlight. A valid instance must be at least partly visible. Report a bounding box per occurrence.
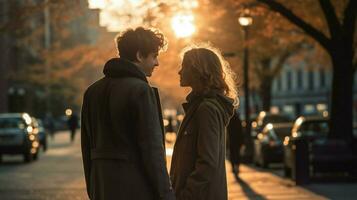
[26,126,33,133]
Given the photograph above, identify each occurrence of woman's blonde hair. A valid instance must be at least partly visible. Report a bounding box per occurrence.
[181,44,239,106]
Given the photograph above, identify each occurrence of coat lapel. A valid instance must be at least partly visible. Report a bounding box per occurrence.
[152,87,165,147]
[176,99,202,142]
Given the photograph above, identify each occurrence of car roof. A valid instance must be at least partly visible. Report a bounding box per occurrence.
[300,116,329,123]
[270,122,294,128]
[0,113,25,118]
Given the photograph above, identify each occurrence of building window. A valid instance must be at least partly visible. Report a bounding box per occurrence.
[320,69,326,88]
[304,104,316,114]
[277,76,282,91]
[287,71,292,90]
[308,71,314,91]
[297,69,303,90]
[283,105,294,115]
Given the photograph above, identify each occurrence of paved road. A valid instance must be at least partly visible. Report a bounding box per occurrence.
[0,131,87,200]
[0,131,356,200]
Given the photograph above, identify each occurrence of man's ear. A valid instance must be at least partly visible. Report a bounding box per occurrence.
[136,51,143,62]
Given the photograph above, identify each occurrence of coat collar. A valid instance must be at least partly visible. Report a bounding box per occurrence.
[177,90,234,140]
[182,90,227,113]
[103,58,148,82]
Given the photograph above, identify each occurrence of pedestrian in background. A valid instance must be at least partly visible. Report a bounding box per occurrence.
[170,45,238,200]
[67,113,78,142]
[44,113,55,140]
[81,27,174,200]
[227,110,244,176]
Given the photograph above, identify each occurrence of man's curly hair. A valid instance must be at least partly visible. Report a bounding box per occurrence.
[115,27,167,61]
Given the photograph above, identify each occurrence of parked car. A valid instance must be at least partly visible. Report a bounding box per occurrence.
[253,122,293,168]
[32,118,48,152]
[251,111,292,138]
[283,116,329,177]
[0,113,41,163]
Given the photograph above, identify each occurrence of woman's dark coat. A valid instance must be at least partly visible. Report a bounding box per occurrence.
[81,58,174,200]
[170,91,234,200]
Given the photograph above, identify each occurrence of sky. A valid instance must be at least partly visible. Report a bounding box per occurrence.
[88,0,148,31]
[87,0,198,32]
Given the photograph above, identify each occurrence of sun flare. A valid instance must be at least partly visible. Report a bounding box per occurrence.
[171,13,195,38]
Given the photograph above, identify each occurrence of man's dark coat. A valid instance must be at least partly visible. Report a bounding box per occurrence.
[81,58,174,200]
[170,91,234,200]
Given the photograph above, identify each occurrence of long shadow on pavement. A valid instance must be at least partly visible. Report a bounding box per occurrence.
[234,173,267,200]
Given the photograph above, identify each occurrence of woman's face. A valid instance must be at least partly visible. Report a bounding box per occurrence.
[178,58,195,87]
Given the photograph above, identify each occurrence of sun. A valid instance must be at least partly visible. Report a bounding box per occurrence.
[171,13,196,38]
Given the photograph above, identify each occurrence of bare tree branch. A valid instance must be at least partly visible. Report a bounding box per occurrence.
[318,0,342,38]
[272,42,305,75]
[256,0,332,51]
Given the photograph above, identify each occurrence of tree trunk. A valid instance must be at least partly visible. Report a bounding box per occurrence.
[329,42,354,142]
[260,76,273,112]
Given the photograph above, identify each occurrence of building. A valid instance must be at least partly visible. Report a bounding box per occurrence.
[271,61,357,118]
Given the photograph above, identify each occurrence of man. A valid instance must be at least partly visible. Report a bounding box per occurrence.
[81,27,175,200]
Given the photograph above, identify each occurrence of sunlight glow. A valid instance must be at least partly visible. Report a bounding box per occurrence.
[238,16,253,26]
[171,13,195,38]
[88,0,107,9]
[88,0,199,32]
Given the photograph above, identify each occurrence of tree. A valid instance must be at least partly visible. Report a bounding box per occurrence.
[228,0,356,141]
[254,43,306,111]
[255,0,356,141]
[0,0,109,117]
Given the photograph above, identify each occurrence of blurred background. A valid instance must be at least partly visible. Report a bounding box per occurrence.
[0,0,356,199]
[0,0,355,128]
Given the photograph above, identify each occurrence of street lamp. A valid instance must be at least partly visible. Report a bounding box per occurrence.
[238,9,253,162]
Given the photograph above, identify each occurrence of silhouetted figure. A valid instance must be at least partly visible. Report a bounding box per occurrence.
[227,110,244,175]
[67,113,78,142]
[44,114,55,140]
[170,46,238,200]
[81,27,174,200]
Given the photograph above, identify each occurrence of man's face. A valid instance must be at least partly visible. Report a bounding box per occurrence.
[137,52,159,77]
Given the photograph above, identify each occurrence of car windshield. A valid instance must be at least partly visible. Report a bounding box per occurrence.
[0,117,25,129]
[262,115,291,125]
[300,121,329,137]
[271,128,292,141]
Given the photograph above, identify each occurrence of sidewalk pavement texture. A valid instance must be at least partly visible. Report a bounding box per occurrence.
[165,138,357,200]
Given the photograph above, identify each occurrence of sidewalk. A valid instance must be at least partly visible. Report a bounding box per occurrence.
[226,164,326,200]
[166,139,357,200]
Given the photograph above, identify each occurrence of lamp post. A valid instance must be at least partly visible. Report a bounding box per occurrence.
[44,0,51,116]
[238,10,253,162]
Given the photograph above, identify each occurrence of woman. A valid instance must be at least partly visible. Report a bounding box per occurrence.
[170,45,238,200]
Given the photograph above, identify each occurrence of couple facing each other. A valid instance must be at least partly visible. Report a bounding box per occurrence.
[81,27,238,200]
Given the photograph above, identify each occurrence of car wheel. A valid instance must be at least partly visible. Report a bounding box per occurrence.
[42,139,48,152]
[284,164,291,177]
[261,158,268,168]
[23,151,33,163]
[261,152,268,168]
[253,153,259,166]
[33,151,39,160]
